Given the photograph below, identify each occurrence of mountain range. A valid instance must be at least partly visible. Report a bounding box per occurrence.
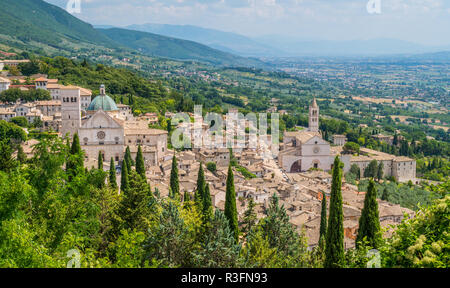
[0,0,262,67]
[125,23,449,57]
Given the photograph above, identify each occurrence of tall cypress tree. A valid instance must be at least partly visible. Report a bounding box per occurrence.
[109,157,117,189]
[135,145,145,179]
[67,133,84,180]
[319,193,327,240]
[120,160,129,194]
[98,151,103,171]
[225,164,239,242]
[356,179,382,249]
[202,183,213,224]
[124,146,133,171]
[170,155,180,198]
[325,156,344,268]
[195,163,206,208]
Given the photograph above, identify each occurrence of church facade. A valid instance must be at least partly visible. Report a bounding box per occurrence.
[279,98,336,173]
[61,85,167,168]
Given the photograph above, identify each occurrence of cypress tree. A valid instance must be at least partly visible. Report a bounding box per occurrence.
[120,160,129,194]
[109,157,117,189]
[225,164,239,242]
[195,163,206,208]
[377,162,384,182]
[135,145,146,179]
[67,133,84,180]
[170,155,180,198]
[202,183,213,224]
[98,151,103,171]
[242,198,257,234]
[325,156,345,268]
[319,193,327,240]
[356,179,382,249]
[124,146,133,171]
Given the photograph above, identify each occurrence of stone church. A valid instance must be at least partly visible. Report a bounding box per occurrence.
[279,98,336,173]
[61,85,167,168]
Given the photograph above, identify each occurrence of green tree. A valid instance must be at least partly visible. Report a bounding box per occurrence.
[120,160,129,194]
[242,198,257,234]
[364,160,378,179]
[192,210,240,268]
[0,141,15,172]
[135,145,145,179]
[225,165,239,242]
[356,179,382,249]
[381,187,389,201]
[124,146,133,172]
[66,133,84,181]
[144,202,195,267]
[98,151,103,171]
[169,155,180,198]
[195,163,206,208]
[206,162,217,174]
[350,164,361,180]
[377,162,384,182]
[325,156,345,268]
[202,183,213,225]
[320,194,327,240]
[109,158,117,189]
[117,171,154,232]
[10,117,28,128]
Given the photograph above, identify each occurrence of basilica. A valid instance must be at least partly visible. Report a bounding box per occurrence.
[60,85,168,168]
[279,98,336,173]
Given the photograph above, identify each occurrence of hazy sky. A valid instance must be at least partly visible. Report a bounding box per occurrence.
[45,0,450,46]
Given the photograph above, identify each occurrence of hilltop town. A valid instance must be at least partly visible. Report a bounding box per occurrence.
[0,68,419,249]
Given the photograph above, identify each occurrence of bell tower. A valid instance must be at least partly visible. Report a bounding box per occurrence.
[61,87,81,139]
[308,98,319,132]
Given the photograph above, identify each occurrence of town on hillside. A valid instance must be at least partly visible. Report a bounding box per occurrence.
[0,67,418,250]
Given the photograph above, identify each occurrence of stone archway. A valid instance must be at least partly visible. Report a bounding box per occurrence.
[290,160,302,173]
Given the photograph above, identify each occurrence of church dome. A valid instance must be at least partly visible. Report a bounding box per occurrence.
[87,85,118,112]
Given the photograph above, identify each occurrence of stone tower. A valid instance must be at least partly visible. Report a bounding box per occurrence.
[61,87,81,139]
[308,98,319,132]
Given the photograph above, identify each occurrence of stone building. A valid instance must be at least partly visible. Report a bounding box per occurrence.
[61,85,167,167]
[333,134,347,146]
[279,98,336,172]
[350,148,416,183]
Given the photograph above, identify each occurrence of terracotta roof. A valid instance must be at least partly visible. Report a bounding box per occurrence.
[36,100,61,106]
[125,129,168,136]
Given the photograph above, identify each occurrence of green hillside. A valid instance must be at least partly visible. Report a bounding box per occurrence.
[98,28,263,67]
[0,0,115,50]
[0,0,263,67]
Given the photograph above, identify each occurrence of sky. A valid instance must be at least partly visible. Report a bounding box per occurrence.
[45,0,450,46]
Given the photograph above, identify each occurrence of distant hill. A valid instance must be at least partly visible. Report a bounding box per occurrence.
[98,28,264,67]
[0,0,115,51]
[126,23,282,57]
[0,0,263,67]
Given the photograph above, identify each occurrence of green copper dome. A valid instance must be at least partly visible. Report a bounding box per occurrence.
[87,85,118,112]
